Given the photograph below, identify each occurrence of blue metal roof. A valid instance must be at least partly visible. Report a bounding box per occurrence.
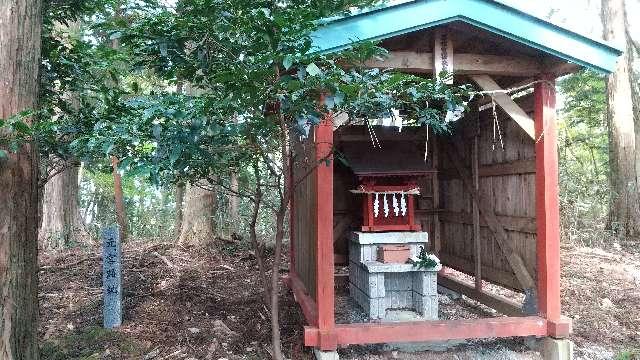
[310,0,622,73]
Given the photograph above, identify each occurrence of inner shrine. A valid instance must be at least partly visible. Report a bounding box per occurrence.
[339,127,439,319]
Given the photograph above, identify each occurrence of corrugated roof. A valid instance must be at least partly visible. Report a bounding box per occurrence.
[310,0,622,73]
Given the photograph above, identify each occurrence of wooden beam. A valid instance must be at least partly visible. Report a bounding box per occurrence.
[546,61,580,77]
[440,211,537,234]
[364,52,543,77]
[438,273,523,316]
[304,316,547,346]
[470,75,536,139]
[479,159,536,177]
[445,141,536,290]
[440,159,536,179]
[285,273,318,327]
[335,132,424,142]
[478,86,535,113]
[439,252,521,291]
[314,114,336,349]
[332,215,351,244]
[534,76,562,325]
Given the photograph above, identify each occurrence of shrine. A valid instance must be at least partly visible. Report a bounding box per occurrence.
[284,0,622,357]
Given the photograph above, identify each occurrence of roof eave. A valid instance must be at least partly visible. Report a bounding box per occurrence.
[310,0,622,74]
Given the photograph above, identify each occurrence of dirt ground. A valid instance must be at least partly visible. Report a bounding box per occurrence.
[38,241,640,360]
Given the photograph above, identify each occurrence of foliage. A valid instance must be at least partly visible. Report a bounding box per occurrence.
[409,246,441,270]
[558,70,612,245]
[80,171,177,240]
[93,1,467,192]
[2,0,472,190]
[616,350,640,360]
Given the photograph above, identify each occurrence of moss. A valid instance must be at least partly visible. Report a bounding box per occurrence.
[40,326,144,360]
[616,350,640,360]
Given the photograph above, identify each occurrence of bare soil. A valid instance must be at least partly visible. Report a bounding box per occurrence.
[38,241,640,359]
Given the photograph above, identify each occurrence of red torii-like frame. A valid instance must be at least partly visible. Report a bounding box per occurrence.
[285,76,570,350]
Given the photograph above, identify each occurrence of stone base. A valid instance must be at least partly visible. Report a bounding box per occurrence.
[348,231,437,320]
[437,284,462,299]
[313,349,339,360]
[540,338,574,360]
[382,339,466,352]
[349,261,438,319]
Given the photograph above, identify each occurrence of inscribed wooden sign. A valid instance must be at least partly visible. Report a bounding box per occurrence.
[102,226,122,328]
[433,28,453,84]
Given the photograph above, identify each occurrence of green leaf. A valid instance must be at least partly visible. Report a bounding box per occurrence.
[12,120,31,135]
[286,79,301,92]
[102,141,114,155]
[119,157,133,171]
[8,140,20,152]
[0,149,8,162]
[283,55,294,70]
[152,124,162,139]
[297,67,306,80]
[307,114,320,125]
[333,91,345,106]
[169,144,182,164]
[324,96,335,110]
[306,63,322,77]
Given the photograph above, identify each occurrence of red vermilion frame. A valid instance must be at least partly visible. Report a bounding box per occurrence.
[286,81,570,350]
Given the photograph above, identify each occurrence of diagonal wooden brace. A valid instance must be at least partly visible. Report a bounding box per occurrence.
[446,139,536,290]
[470,74,536,140]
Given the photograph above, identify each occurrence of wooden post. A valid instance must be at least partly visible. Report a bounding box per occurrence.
[534,76,570,337]
[433,28,453,83]
[432,27,452,253]
[432,131,441,254]
[471,105,482,291]
[315,115,336,350]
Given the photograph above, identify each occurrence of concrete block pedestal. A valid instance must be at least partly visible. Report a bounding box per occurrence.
[313,349,339,360]
[541,338,574,360]
[349,232,438,320]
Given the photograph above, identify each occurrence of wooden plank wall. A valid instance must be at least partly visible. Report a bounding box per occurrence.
[438,94,537,291]
[333,162,360,264]
[292,130,318,300]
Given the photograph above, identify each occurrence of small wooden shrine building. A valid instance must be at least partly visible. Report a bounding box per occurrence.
[285,0,621,353]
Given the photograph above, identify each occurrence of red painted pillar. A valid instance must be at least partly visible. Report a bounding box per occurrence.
[534,76,570,337]
[315,115,336,350]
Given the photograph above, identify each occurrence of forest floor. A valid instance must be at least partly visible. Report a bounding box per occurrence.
[39,240,640,360]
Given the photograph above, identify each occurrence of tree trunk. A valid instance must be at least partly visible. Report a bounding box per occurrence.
[108,11,128,242]
[229,115,240,236]
[111,156,128,241]
[250,163,271,308]
[175,183,185,236]
[601,0,640,237]
[39,160,89,249]
[626,14,640,187]
[229,172,240,234]
[178,180,217,245]
[0,0,42,357]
